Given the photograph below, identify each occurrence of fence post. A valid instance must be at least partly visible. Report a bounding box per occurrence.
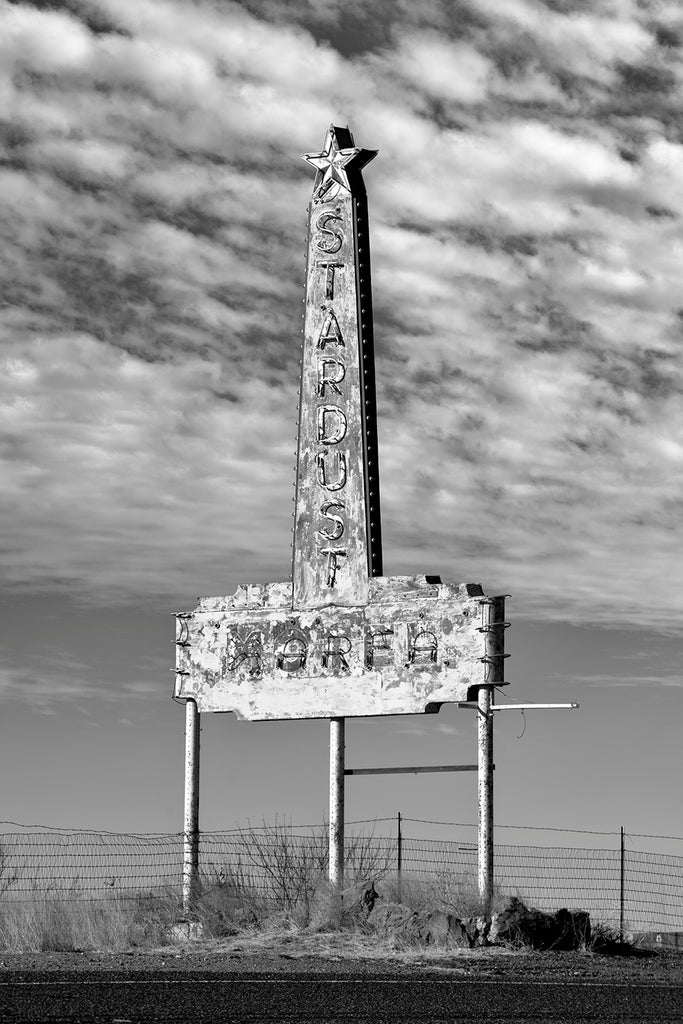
[397,811,402,903]
[620,825,625,940]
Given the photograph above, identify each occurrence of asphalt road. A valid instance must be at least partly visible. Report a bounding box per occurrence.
[1,972,682,1024]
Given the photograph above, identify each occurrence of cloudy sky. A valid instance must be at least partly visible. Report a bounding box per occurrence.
[0,0,681,849]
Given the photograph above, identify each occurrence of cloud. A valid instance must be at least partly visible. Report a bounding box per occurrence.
[0,333,295,602]
[371,31,494,105]
[469,0,653,82]
[2,0,683,637]
[569,674,683,688]
[0,656,162,711]
[1,3,95,74]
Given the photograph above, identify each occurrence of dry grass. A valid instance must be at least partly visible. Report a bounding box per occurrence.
[0,893,179,953]
[171,927,521,965]
[0,824,504,954]
[194,821,392,934]
[381,871,508,920]
[203,821,391,913]
[0,872,490,953]
[585,920,642,956]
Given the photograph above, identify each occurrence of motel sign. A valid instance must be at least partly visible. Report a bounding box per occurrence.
[174,125,507,720]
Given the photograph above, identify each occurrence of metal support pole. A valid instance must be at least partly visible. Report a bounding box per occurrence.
[397,811,402,903]
[182,698,200,918]
[329,717,345,893]
[478,596,505,915]
[620,825,625,941]
[477,683,493,914]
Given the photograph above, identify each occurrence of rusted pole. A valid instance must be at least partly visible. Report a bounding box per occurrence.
[182,698,200,917]
[329,717,345,894]
[478,596,506,914]
[477,682,493,913]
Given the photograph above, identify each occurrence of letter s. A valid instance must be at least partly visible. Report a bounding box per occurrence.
[317,500,345,542]
[315,212,343,254]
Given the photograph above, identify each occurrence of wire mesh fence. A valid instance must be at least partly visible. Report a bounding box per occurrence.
[0,820,680,933]
[0,829,179,902]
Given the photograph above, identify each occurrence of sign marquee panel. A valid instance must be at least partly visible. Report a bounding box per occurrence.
[174,125,507,721]
[175,576,490,718]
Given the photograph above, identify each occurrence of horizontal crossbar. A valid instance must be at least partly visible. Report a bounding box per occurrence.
[344,764,493,776]
[457,702,579,711]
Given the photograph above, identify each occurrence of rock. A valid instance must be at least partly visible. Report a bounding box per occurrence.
[489,897,590,950]
[418,909,451,945]
[367,900,419,938]
[368,902,469,948]
[462,915,491,947]
[489,897,552,947]
[553,908,591,950]
[169,920,205,943]
[341,879,379,921]
[367,891,591,952]
[417,910,469,948]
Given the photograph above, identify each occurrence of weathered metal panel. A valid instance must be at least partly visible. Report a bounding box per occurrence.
[174,575,501,719]
[293,125,380,609]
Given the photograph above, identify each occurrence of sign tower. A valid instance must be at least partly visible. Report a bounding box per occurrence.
[293,124,382,607]
[175,126,508,912]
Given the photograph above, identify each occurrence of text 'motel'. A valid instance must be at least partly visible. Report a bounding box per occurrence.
[174,126,507,720]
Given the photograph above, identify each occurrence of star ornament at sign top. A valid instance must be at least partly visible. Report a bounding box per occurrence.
[303,125,377,202]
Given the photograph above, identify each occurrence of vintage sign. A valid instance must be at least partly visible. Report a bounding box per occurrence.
[174,126,507,720]
[293,125,381,608]
[175,576,493,718]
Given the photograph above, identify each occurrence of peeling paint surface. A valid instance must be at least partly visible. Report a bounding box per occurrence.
[292,126,380,608]
[174,575,505,719]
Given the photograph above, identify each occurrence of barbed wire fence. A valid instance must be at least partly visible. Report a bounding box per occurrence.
[0,818,680,934]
